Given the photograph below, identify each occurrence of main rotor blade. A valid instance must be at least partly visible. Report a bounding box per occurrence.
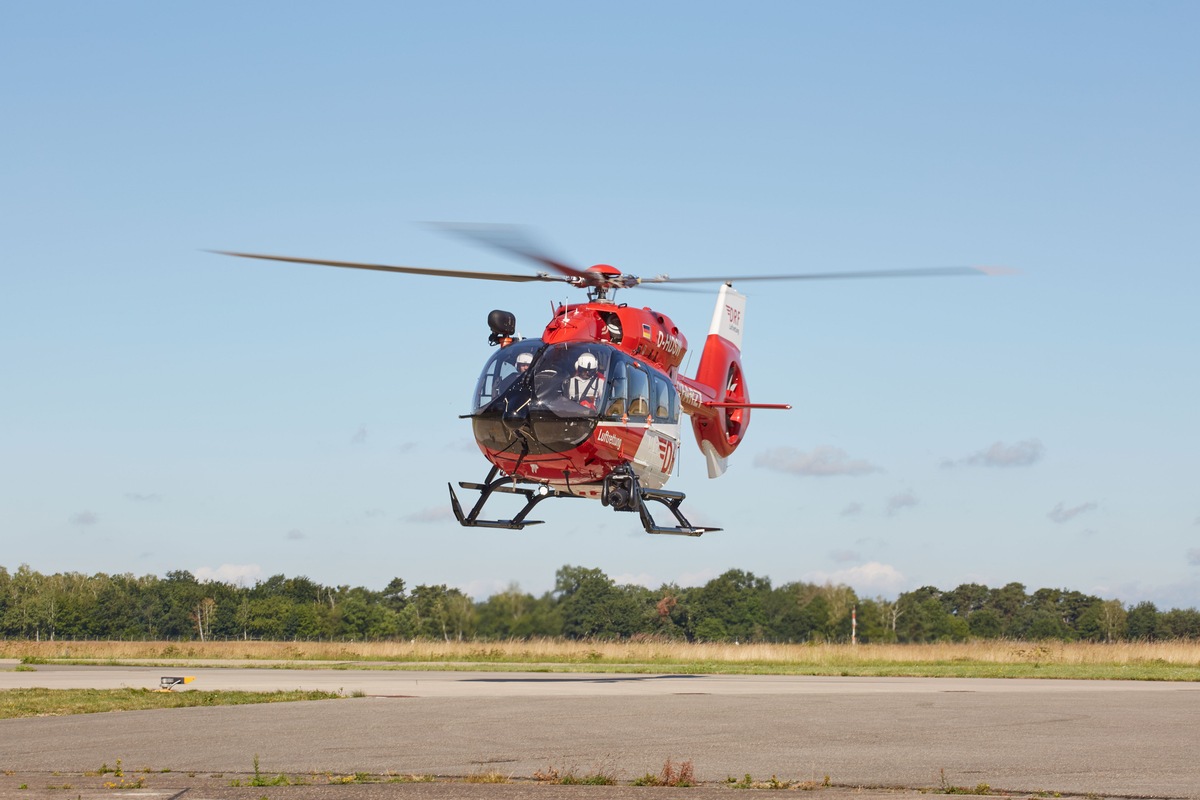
[425,222,590,280]
[642,265,1015,285]
[211,251,575,284]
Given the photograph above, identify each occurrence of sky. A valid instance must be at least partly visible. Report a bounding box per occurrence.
[3,3,1198,608]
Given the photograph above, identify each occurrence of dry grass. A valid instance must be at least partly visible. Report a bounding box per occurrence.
[464,770,511,784]
[5,637,1200,667]
[633,759,696,787]
[531,765,617,785]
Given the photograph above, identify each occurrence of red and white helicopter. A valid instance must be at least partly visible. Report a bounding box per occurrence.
[218,225,1003,536]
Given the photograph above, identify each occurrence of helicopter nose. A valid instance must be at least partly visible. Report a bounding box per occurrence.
[502,406,527,433]
[501,391,533,434]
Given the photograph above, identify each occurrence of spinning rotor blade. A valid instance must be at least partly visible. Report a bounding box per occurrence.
[639,265,1015,285]
[211,251,574,284]
[426,224,1015,287]
[216,222,1016,295]
[426,222,589,280]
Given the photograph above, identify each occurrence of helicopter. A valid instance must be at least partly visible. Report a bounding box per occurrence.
[217,224,1006,536]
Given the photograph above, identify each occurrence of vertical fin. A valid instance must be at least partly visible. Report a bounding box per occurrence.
[708,284,746,349]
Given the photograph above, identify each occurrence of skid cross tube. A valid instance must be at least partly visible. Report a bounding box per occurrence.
[449,465,570,529]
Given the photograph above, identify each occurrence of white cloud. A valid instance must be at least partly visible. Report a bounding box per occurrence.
[805,561,908,597]
[754,446,882,477]
[1187,548,1200,567]
[943,439,1044,469]
[840,502,863,517]
[194,563,263,586]
[1047,501,1098,524]
[351,425,367,444]
[285,529,306,541]
[70,511,98,526]
[886,491,919,517]
[124,493,161,503]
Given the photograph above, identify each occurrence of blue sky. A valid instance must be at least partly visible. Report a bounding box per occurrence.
[3,3,1198,608]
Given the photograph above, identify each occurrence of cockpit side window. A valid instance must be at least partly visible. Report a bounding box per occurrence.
[472,340,543,410]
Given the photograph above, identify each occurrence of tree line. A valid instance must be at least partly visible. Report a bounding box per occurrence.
[1,563,1197,643]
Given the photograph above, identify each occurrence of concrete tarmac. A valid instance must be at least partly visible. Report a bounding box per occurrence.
[1,664,1198,799]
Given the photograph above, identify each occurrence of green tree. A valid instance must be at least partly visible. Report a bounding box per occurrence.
[967,608,1003,638]
[4,565,43,637]
[1126,601,1160,640]
[381,577,408,613]
[894,587,966,642]
[645,584,688,640]
[987,582,1032,638]
[158,570,205,638]
[337,587,400,639]
[1159,608,1200,639]
[853,597,894,643]
[688,569,770,642]
[476,583,535,638]
[945,583,990,620]
[1077,599,1127,642]
[554,565,637,639]
[409,584,475,640]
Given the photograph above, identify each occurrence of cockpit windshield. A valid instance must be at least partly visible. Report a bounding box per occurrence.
[471,341,613,419]
[530,343,611,417]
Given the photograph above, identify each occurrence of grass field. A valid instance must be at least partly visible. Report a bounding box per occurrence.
[4,638,1199,680]
[0,687,345,719]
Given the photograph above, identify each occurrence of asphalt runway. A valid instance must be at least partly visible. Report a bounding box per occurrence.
[2,664,1198,798]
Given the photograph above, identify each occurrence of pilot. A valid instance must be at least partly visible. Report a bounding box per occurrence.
[516,352,533,373]
[567,353,604,408]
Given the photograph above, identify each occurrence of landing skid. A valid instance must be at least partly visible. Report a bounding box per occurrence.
[448,465,570,529]
[601,465,721,537]
[448,464,719,536]
[635,486,721,537]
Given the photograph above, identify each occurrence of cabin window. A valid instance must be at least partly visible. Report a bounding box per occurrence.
[603,360,628,419]
[627,364,650,419]
[651,373,677,422]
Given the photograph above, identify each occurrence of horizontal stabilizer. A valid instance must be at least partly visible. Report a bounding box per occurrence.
[702,401,792,410]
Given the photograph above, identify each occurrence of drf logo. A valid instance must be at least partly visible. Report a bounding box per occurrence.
[657,437,677,474]
[725,304,742,326]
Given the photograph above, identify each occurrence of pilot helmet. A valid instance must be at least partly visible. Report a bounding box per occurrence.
[516,352,533,368]
[575,353,598,375]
